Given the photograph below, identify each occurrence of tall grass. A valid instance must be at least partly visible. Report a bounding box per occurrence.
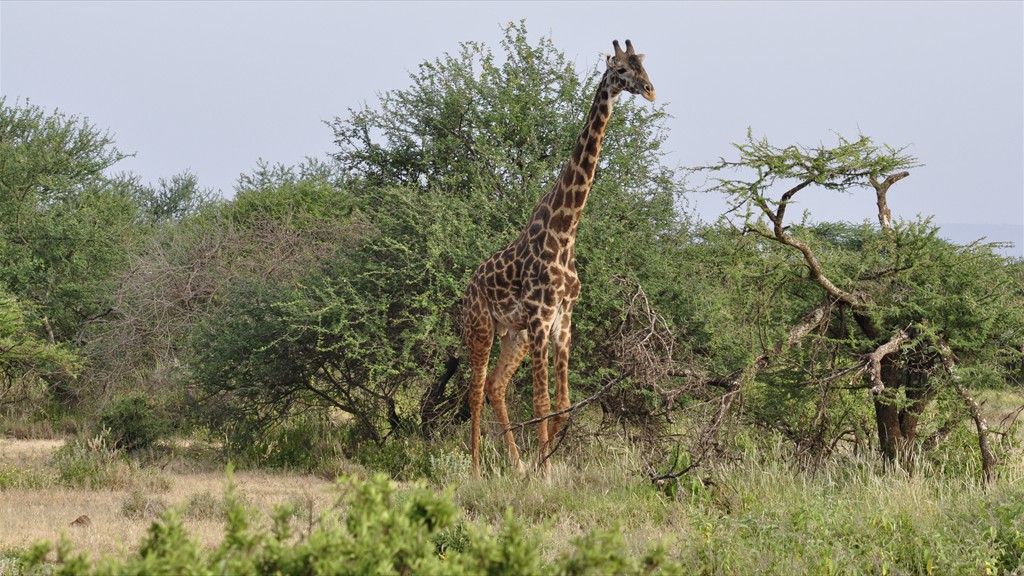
[3,424,1022,574]
[437,431,1024,574]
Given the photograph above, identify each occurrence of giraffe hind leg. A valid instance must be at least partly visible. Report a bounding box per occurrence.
[465,315,494,478]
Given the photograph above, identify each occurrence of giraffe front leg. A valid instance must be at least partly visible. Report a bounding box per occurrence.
[468,360,487,479]
[549,304,573,441]
[528,325,553,480]
[464,309,494,478]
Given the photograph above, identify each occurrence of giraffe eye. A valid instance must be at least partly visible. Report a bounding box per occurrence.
[616,67,627,74]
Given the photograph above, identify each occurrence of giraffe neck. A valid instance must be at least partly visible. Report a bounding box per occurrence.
[526,69,621,240]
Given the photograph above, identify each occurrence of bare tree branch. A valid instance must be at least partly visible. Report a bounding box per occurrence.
[870,171,910,234]
[935,338,995,485]
[504,371,628,434]
[865,329,911,394]
[652,299,835,484]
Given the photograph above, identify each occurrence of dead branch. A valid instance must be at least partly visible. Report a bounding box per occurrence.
[613,276,675,387]
[865,329,911,394]
[998,403,1024,441]
[936,339,995,485]
[784,301,834,352]
[870,171,910,234]
[499,372,629,467]
[652,299,835,484]
[504,371,628,435]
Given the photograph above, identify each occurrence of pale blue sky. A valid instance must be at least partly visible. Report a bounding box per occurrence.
[2,1,1021,253]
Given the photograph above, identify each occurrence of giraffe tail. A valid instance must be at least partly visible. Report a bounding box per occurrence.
[419,353,463,438]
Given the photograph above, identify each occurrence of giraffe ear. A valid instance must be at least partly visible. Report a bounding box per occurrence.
[636,53,646,63]
[605,54,614,67]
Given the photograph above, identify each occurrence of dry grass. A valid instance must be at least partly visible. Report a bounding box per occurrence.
[0,439,338,561]
[0,438,63,467]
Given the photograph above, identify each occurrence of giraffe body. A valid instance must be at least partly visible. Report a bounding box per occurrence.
[462,40,655,478]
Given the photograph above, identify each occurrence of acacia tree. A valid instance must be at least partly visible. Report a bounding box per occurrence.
[0,293,78,409]
[693,132,1024,480]
[0,98,147,407]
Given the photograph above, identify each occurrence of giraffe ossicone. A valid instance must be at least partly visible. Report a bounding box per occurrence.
[462,39,655,479]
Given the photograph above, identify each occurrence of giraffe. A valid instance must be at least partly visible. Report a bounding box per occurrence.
[462,39,655,478]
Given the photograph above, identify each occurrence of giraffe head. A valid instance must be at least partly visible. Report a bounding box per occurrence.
[606,39,655,102]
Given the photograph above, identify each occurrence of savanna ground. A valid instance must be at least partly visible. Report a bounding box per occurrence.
[0,437,335,563]
[1,393,1023,576]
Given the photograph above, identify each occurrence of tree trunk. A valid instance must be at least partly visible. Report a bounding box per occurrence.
[898,373,935,469]
[872,357,935,472]
[873,357,903,465]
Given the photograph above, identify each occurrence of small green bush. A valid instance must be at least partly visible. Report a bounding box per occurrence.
[98,394,171,452]
[121,490,167,520]
[428,448,472,485]
[433,521,471,557]
[352,437,433,481]
[17,473,684,575]
[222,416,346,472]
[183,490,224,521]
[52,431,127,489]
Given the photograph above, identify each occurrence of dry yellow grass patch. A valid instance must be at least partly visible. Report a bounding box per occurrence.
[0,438,339,560]
[0,438,63,467]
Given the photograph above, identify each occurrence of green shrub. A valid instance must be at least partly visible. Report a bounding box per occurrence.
[183,490,224,521]
[352,437,433,481]
[433,521,471,557]
[427,448,472,485]
[221,415,345,472]
[17,473,684,575]
[52,431,127,489]
[98,394,171,452]
[121,490,167,520]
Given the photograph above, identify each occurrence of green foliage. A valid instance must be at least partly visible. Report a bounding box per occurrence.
[0,97,143,345]
[332,21,588,207]
[881,222,1024,359]
[17,451,1024,575]
[16,473,689,575]
[183,490,225,520]
[704,130,920,215]
[0,291,79,406]
[350,436,435,481]
[182,166,405,445]
[48,430,172,491]
[132,509,206,573]
[559,528,641,575]
[0,461,54,489]
[134,170,220,224]
[120,490,168,520]
[98,393,172,452]
[692,130,1024,468]
[0,97,152,414]
[220,415,345,472]
[52,431,127,489]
